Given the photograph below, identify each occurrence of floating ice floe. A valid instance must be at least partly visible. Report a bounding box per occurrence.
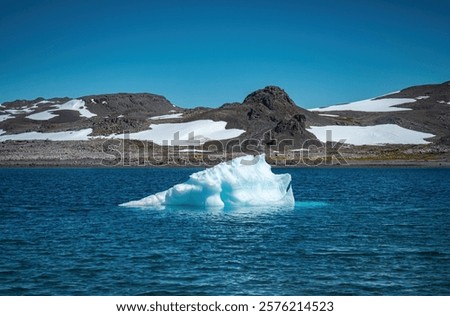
[307,124,435,145]
[120,154,294,209]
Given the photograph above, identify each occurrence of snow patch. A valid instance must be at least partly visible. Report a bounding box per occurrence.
[150,113,183,120]
[318,114,340,118]
[307,124,434,145]
[0,128,93,142]
[55,100,96,118]
[90,99,97,104]
[120,154,294,209]
[26,111,58,121]
[0,114,14,122]
[110,120,245,146]
[415,96,430,100]
[311,97,416,112]
[6,108,34,115]
[26,99,96,121]
[33,100,54,106]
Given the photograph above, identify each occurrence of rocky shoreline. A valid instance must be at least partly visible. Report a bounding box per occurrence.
[1,140,448,168]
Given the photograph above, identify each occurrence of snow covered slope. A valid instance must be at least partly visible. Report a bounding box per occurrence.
[149,113,183,120]
[0,128,93,141]
[0,114,14,122]
[307,124,434,145]
[311,97,416,112]
[110,120,245,145]
[26,100,96,120]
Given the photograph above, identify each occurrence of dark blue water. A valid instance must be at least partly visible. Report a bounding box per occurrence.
[0,167,449,295]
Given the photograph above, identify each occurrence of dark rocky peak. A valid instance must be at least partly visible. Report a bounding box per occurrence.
[243,86,296,110]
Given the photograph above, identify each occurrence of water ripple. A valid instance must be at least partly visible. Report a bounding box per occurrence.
[0,167,449,295]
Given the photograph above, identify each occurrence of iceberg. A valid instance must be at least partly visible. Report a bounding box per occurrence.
[120,154,294,209]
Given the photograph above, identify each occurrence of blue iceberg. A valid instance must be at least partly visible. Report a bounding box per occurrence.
[120,154,294,209]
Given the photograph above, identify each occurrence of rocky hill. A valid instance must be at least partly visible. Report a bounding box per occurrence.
[182,86,326,147]
[0,93,180,136]
[0,81,449,166]
[311,81,450,145]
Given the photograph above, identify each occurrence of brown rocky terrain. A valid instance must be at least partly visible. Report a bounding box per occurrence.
[0,81,449,167]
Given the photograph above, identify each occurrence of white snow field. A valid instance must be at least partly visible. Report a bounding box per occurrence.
[311,97,417,112]
[26,99,96,121]
[33,100,54,105]
[26,111,59,121]
[0,114,14,122]
[318,114,340,117]
[120,154,294,209]
[0,128,93,142]
[149,113,183,120]
[111,120,245,145]
[5,108,35,115]
[0,119,243,144]
[306,124,435,145]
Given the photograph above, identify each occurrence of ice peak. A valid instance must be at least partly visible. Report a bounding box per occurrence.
[120,154,295,209]
[243,86,296,110]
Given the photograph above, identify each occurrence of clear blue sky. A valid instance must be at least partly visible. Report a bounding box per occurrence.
[1,0,449,108]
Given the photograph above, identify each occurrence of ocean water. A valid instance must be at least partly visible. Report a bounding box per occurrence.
[0,167,449,295]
